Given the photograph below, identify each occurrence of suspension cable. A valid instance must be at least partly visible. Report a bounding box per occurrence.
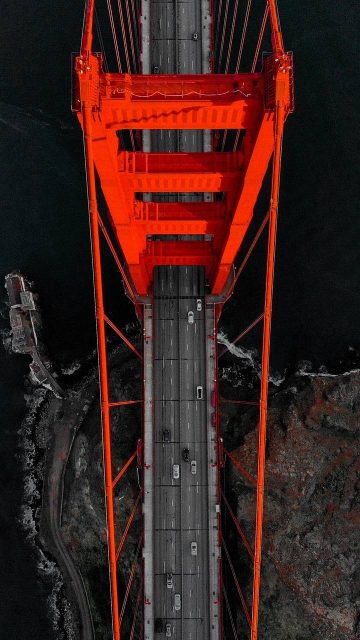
[116,0,131,71]
[129,577,143,640]
[224,0,241,73]
[214,0,225,56]
[223,586,238,639]
[124,0,138,72]
[251,4,270,72]
[119,532,142,623]
[106,0,122,71]
[115,0,136,149]
[235,0,252,73]
[218,0,231,72]
[227,211,270,298]
[94,8,109,72]
[223,538,252,627]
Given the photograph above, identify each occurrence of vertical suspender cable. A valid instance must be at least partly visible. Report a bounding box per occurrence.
[95,8,109,72]
[223,586,238,640]
[224,0,241,73]
[218,0,231,71]
[235,0,252,73]
[222,0,251,151]
[251,4,269,72]
[125,0,138,72]
[214,0,224,56]
[116,0,131,71]
[106,0,122,71]
[116,0,136,150]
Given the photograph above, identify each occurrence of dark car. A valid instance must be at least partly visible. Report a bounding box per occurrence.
[162,429,171,442]
[182,447,190,462]
[153,65,160,73]
[155,618,164,633]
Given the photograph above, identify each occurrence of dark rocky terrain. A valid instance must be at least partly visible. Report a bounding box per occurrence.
[223,368,360,639]
[60,346,142,639]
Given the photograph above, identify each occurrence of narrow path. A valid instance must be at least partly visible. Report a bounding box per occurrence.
[42,394,95,640]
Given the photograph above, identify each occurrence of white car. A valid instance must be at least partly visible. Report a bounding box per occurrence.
[196,298,202,311]
[191,541,198,556]
[174,593,181,611]
[166,573,173,589]
[196,385,203,400]
[188,310,194,324]
[173,464,180,480]
[166,623,172,637]
[191,460,197,475]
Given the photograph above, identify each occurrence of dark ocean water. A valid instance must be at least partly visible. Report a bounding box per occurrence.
[0,1,359,638]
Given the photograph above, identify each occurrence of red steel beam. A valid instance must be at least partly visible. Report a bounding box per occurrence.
[224,448,257,487]
[115,490,142,562]
[119,533,143,623]
[109,400,143,407]
[221,490,254,560]
[112,450,137,489]
[104,314,143,361]
[227,211,270,299]
[129,577,142,640]
[97,213,137,304]
[219,313,264,358]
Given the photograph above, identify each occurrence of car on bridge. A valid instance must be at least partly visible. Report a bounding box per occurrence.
[188,310,194,324]
[166,572,173,589]
[165,622,172,637]
[191,460,197,475]
[162,429,171,442]
[173,464,180,479]
[174,593,181,611]
[182,447,190,462]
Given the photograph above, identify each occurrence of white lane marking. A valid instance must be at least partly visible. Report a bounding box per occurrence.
[188,505,191,512]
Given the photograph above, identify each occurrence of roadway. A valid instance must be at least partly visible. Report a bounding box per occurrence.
[153,265,209,638]
[141,3,221,638]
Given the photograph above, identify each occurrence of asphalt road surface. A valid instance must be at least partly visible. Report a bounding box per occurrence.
[153,265,210,639]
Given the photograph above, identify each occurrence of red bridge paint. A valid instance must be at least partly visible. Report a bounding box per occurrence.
[73,1,293,639]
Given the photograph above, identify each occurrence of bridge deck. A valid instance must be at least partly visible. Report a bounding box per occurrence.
[143,266,220,639]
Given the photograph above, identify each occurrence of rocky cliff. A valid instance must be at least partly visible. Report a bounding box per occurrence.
[224,369,360,639]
